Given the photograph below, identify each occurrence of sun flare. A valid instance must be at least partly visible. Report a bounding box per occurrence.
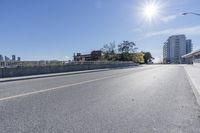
[144,4,158,19]
[140,1,161,22]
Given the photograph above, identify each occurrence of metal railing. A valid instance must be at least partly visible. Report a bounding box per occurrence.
[0,61,136,68]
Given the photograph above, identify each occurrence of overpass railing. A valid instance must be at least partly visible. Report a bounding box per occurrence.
[0,61,136,68]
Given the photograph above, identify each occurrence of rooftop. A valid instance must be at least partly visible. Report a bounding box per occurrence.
[182,49,200,58]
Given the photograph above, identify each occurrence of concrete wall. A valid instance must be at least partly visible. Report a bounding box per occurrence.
[0,62,137,78]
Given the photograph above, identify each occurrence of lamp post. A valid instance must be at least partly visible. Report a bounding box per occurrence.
[182,12,200,16]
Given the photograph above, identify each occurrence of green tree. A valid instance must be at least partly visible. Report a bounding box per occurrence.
[118,41,137,53]
[101,41,116,61]
[132,52,144,63]
[143,52,154,64]
[118,41,137,61]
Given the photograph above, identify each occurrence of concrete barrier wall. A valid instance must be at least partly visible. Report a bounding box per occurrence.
[0,63,137,78]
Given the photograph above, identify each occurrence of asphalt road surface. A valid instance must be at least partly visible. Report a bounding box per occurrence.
[0,65,200,133]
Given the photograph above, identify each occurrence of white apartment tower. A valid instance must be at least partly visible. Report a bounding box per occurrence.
[163,35,192,64]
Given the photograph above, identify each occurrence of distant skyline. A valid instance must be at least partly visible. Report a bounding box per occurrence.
[0,0,200,61]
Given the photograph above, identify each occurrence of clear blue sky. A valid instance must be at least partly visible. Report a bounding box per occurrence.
[0,0,200,61]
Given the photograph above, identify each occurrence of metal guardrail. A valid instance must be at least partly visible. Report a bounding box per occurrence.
[0,61,136,68]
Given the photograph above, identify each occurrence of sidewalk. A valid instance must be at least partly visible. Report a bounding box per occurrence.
[184,65,200,106]
[0,69,110,83]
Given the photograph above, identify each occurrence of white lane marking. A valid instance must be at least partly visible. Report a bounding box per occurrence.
[0,73,124,102]
[0,66,161,102]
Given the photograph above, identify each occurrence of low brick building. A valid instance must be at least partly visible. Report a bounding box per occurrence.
[74,50,102,62]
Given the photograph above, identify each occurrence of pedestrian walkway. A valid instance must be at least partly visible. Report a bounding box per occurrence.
[184,65,200,105]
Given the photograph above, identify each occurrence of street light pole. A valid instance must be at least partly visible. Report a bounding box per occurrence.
[182,12,200,16]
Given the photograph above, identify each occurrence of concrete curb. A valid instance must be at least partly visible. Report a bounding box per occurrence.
[0,69,111,83]
[184,67,200,106]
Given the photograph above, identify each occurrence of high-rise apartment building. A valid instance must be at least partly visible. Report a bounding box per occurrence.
[12,55,16,61]
[186,39,192,54]
[5,56,10,61]
[0,55,3,61]
[163,42,170,63]
[163,35,192,64]
[17,57,21,61]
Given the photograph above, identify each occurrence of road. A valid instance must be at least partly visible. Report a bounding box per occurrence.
[0,65,200,133]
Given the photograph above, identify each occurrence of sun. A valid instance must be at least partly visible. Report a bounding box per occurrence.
[144,4,158,19]
[140,1,161,22]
